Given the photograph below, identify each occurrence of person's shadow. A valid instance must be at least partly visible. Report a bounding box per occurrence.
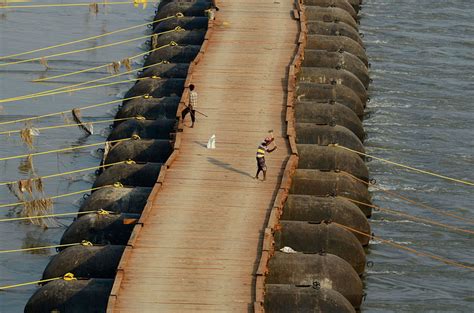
[207,157,254,179]
[193,140,207,148]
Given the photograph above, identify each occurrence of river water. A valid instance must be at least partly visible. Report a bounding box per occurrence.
[0,0,473,312]
[360,0,474,312]
[0,1,156,311]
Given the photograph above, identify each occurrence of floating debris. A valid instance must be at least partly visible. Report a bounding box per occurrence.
[151,33,158,49]
[72,108,93,135]
[19,127,39,148]
[18,155,35,174]
[7,182,26,202]
[21,198,55,228]
[89,2,99,14]
[122,58,132,71]
[107,61,121,74]
[39,57,49,70]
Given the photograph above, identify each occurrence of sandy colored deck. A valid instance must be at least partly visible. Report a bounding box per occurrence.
[113,1,298,311]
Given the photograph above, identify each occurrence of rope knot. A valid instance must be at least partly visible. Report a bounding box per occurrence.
[175,12,184,18]
[170,41,178,46]
[131,134,141,140]
[143,94,151,99]
[113,182,124,188]
[63,273,76,281]
[125,159,136,164]
[97,209,109,215]
[81,240,93,246]
[133,0,148,9]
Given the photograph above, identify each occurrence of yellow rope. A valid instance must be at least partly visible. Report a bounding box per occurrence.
[0,15,179,60]
[378,206,474,235]
[0,185,110,209]
[0,95,141,126]
[0,1,37,3]
[0,76,151,103]
[0,137,132,162]
[0,273,76,290]
[29,59,168,97]
[30,62,160,96]
[332,144,474,186]
[0,241,92,254]
[34,63,117,83]
[0,33,153,68]
[0,117,136,135]
[0,210,110,222]
[340,171,474,224]
[0,160,127,186]
[0,1,144,9]
[32,43,175,82]
[22,40,175,98]
[332,222,474,271]
[339,196,474,236]
[380,188,474,225]
[0,276,62,290]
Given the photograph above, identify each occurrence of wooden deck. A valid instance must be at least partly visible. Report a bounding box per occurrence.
[113,1,298,311]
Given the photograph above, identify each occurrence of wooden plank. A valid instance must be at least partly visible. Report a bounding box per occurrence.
[112,1,298,311]
[127,224,142,246]
[292,9,300,20]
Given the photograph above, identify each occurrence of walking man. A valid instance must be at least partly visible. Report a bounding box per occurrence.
[182,84,198,128]
[255,134,277,181]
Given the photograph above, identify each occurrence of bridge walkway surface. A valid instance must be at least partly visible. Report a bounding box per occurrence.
[113,1,298,311]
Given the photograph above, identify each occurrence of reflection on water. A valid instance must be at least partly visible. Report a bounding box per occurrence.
[0,1,157,311]
[21,231,52,255]
[17,157,34,174]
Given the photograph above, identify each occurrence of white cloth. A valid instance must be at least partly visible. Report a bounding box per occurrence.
[207,134,216,149]
[279,246,297,253]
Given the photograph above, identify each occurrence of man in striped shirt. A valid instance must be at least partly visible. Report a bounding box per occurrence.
[182,84,198,128]
[255,136,277,181]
